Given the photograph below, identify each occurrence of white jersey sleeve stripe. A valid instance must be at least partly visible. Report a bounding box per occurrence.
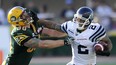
[89,25,104,42]
[89,26,102,41]
[94,30,106,41]
[61,22,68,33]
[92,27,105,42]
[92,26,105,42]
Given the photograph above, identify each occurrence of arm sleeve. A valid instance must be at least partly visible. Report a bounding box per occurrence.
[60,22,68,34]
[12,33,32,46]
[89,25,106,42]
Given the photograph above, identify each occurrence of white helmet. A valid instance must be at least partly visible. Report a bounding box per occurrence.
[73,6,93,30]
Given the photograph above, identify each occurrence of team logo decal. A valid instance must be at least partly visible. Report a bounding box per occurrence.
[13,35,28,45]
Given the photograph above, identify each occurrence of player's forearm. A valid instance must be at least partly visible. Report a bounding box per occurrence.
[38,20,63,32]
[101,37,112,51]
[24,38,40,48]
[24,38,64,48]
[40,36,67,40]
[40,40,64,49]
[106,40,112,51]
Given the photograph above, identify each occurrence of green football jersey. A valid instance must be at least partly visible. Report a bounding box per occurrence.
[3,21,42,65]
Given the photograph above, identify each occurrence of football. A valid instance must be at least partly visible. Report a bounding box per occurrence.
[94,41,108,52]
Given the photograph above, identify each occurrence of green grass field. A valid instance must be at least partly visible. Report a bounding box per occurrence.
[29,56,116,65]
[30,62,116,65]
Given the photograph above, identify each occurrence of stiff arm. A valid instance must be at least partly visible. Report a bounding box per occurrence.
[24,20,73,48]
[24,38,64,48]
[38,20,63,32]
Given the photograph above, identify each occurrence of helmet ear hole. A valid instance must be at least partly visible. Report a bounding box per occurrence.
[10,16,17,22]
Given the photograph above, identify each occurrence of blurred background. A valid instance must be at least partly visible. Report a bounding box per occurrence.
[0,0,116,65]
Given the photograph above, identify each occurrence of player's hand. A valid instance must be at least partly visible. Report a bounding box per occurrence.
[64,36,74,45]
[25,9,39,21]
[96,50,110,56]
[94,41,110,56]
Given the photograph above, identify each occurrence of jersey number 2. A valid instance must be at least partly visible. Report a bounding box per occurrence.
[89,25,96,30]
[78,45,89,54]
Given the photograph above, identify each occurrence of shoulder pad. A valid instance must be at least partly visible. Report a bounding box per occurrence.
[61,21,74,33]
[89,23,106,42]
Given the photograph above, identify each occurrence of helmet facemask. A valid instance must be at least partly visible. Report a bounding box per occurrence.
[19,9,34,25]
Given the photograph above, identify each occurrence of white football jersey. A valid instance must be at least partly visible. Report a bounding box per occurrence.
[61,21,106,65]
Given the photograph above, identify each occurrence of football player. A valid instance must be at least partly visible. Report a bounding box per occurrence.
[2,6,70,65]
[61,7,112,65]
[38,7,112,65]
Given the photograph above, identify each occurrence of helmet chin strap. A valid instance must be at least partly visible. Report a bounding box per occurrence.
[77,21,87,30]
[26,17,34,24]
